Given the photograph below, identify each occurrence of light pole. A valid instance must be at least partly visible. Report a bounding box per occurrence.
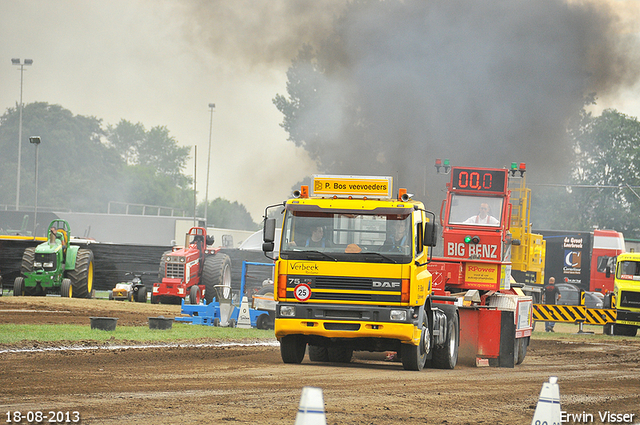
[204,103,215,226]
[29,136,41,238]
[12,58,33,211]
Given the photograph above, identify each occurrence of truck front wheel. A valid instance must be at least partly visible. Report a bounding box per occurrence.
[280,335,306,364]
[401,314,430,371]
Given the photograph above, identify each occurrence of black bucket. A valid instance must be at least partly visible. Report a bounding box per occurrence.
[90,317,118,331]
[148,316,173,330]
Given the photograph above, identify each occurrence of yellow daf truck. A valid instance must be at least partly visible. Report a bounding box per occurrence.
[608,252,640,336]
[261,175,459,371]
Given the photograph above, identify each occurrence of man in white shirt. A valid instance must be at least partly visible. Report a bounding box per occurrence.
[463,203,499,225]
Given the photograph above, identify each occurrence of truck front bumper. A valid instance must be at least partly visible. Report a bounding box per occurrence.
[617,310,640,327]
[274,302,420,345]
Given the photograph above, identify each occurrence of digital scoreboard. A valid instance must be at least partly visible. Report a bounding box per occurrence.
[450,168,507,194]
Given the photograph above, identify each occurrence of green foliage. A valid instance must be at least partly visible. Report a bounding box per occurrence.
[532,109,640,238]
[198,198,258,231]
[0,103,252,226]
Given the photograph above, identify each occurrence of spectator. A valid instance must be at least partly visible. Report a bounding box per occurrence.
[544,277,561,332]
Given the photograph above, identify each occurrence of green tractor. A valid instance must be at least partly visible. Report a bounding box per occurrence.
[13,219,95,298]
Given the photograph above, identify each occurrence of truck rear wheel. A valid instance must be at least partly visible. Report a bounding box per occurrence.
[328,347,353,363]
[430,304,459,369]
[308,345,329,362]
[401,314,430,371]
[203,254,231,304]
[68,249,94,299]
[280,335,306,364]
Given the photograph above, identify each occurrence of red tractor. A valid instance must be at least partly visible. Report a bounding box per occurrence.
[151,227,231,305]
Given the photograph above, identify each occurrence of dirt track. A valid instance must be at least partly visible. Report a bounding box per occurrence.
[1,297,639,425]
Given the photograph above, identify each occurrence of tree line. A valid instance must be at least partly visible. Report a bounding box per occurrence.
[0,102,257,231]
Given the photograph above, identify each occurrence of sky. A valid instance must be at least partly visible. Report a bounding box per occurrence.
[2,0,640,222]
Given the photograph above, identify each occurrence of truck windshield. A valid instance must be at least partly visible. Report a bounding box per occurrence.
[279,208,413,263]
[617,261,640,281]
[448,194,503,227]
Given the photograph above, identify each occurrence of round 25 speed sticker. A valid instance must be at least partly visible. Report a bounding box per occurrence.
[294,283,312,302]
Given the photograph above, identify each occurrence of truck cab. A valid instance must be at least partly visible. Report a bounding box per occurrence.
[263,175,457,371]
[609,252,640,336]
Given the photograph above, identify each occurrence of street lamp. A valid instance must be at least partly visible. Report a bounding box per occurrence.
[204,103,215,226]
[12,58,33,211]
[29,136,41,238]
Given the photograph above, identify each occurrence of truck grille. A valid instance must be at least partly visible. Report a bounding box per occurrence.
[620,291,640,309]
[166,263,185,279]
[287,275,401,303]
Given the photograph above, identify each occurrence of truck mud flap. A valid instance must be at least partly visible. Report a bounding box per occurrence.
[458,309,515,368]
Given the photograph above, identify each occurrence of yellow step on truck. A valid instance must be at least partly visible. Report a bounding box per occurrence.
[607,252,640,336]
[261,175,459,371]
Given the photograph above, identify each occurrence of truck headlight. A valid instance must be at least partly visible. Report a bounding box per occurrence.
[280,305,296,317]
[390,310,407,321]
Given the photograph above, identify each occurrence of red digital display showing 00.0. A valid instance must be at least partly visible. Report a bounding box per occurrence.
[451,168,507,193]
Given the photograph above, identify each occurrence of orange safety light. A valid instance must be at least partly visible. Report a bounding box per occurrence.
[277,274,288,300]
[401,279,410,303]
[300,185,309,198]
[398,188,407,201]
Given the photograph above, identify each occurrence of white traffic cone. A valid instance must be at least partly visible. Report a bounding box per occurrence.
[237,296,252,329]
[531,376,561,425]
[294,386,327,425]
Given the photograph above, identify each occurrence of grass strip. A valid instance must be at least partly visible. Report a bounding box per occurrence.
[0,323,275,345]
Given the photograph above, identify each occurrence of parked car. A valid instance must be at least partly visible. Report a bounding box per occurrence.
[556,283,604,309]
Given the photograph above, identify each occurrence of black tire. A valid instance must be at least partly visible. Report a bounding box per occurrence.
[516,337,528,365]
[613,324,638,337]
[256,313,273,330]
[280,335,306,364]
[151,294,159,304]
[308,345,329,362]
[13,277,24,296]
[18,248,36,296]
[189,285,200,305]
[401,312,430,371]
[136,286,147,303]
[68,249,94,299]
[255,285,274,296]
[60,279,72,298]
[202,254,232,305]
[20,247,35,275]
[328,347,353,363]
[430,304,459,369]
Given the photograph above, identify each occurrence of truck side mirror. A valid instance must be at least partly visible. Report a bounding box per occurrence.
[424,220,438,247]
[262,218,276,253]
[605,265,611,278]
